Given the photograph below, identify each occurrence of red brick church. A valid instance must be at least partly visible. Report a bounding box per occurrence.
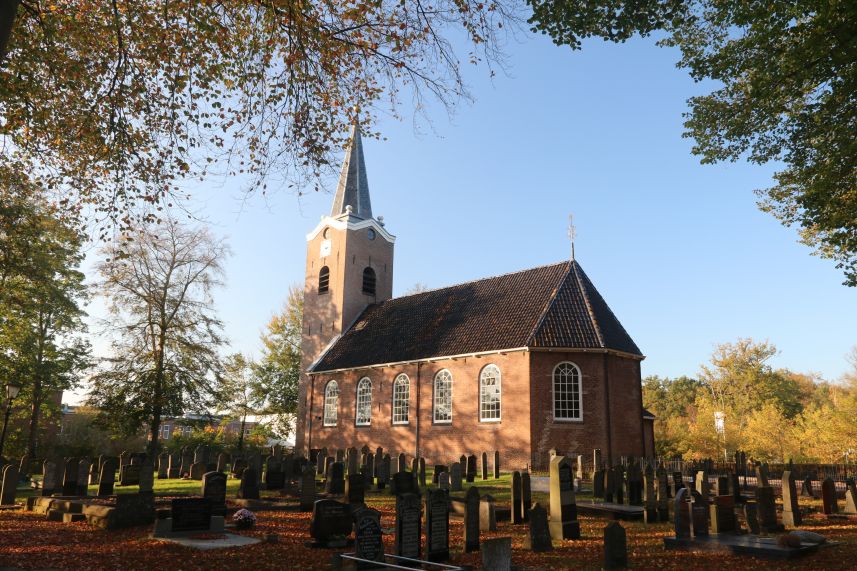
[294,126,654,469]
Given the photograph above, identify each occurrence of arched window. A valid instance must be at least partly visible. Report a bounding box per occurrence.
[318,266,330,294]
[392,374,410,424]
[356,377,372,426]
[323,381,339,426]
[362,267,376,296]
[479,364,501,422]
[553,362,582,421]
[433,369,453,423]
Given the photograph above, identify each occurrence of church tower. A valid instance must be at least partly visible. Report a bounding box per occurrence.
[295,124,395,452]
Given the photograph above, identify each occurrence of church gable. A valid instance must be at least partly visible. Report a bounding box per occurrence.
[311,260,642,372]
[529,262,641,356]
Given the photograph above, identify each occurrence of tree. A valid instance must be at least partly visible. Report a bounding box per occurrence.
[0,176,90,458]
[1,1,518,234]
[218,353,259,451]
[252,285,303,439]
[527,1,857,285]
[88,220,228,456]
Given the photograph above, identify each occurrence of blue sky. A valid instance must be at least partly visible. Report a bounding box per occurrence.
[77,31,856,403]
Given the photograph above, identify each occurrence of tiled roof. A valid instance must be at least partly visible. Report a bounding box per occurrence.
[311,260,642,372]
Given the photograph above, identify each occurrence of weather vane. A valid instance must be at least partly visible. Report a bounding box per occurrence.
[567,214,577,261]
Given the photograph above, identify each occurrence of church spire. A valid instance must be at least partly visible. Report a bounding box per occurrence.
[331,122,372,219]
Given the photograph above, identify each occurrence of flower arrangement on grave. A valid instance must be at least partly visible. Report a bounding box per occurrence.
[233,508,257,530]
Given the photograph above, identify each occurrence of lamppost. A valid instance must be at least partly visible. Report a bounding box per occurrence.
[0,383,22,458]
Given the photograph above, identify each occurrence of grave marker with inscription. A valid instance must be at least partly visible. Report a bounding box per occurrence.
[354,506,385,569]
[464,486,481,552]
[425,488,450,562]
[525,503,553,552]
[549,456,580,540]
[395,492,422,560]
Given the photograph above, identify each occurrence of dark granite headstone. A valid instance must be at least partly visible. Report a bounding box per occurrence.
[800,476,814,497]
[521,471,532,523]
[481,452,489,480]
[482,537,511,571]
[216,453,227,474]
[238,467,260,499]
[392,471,417,497]
[62,458,78,495]
[75,459,90,496]
[167,454,180,478]
[311,499,353,546]
[425,488,449,562]
[157,453,169,479]
[673,488,691,539]
[345,473,365,506]
[450,462,462,492]
[432,464,448,485]
[756,486,782,532]
[710,495,736,533]
[593,468,605,498]
[511,471,523,524]
[604,521,627,570]
[525,503,553,552]
[354,506,384,569]
[466,455,477,483]
[139,462,154,493]
[643,464,657,523]
[202,471,227,515]
[821,477,838,514]
[744,501,760,534]
[464,486,481,552]
[656,467,670,521]
[395,492,422,560]
[300,466,317,511]
[98,458,117,496]
[119,464,141,486]
[41,460,57,497]
[493,450,500,479]
[1,464,19,505]
[171,497,212,533]
[326,461,345,494]
[690,491,709,537]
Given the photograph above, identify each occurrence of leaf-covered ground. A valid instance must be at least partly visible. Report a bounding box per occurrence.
[1,476,855,570]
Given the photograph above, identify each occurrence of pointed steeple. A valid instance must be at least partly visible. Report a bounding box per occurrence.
[331,122,372,219]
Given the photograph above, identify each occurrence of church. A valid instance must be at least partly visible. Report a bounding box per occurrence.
[294,126,654,470]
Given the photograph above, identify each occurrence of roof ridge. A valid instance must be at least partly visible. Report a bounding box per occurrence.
[571,260,605,348]
[391,260,569,302]
[526,261,572,346]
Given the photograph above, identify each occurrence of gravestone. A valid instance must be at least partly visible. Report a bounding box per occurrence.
[89,459,100,485]
[549,456,580,540]
[349,448,360,476]
[216,453,227,474]
[709,495,736,533]
[525,503,553,552]
[316,449,327,475]
[755,463,769,487]
[450,462,462,492]
[511,471,523,524]
[801,476,814,497]
[391,471,417,497]
[336,449,345,463]
[439,472,449,491]
[76,459,91,495]
[604,466,617,503]
[377,455,390,490]
[466,455,477,483]
[1,464,19,505]
[353,506,384,569]
[715,475,729,497]
[119,463,141,486]
[432,464,447,485]
[604,521,628,570]
[180,449,193,477]
[139,461,154,493]
[494,450,500,479]
[425,488,450,562]
[464,486,481,552]
[41,460,57,496]
[326,461,345,494]
[238,467,260,499]
[822,477,838,514]
[232,457,248,478]
[345,473,365,506]
[62,458,78,495]
[613,465,625,504]
[325,456,334,479]
[480,494,497,531]
[18,454,30,477]
[311,499,353,547]
[171,497,212,533]
[417,457,426,488]
[673,488,691,538]
[781,470,802,527]
[300,466,317,511]
[98,458,117,495]
[157,453,169,479]
[744,502,760,534]
[627,462,643,506]
[202,471,227,515]
[481,452,489,480]
[695,470,710,501]
[365,453,375,489]
[844,480,857,515]
[119,451,129,469]
[395,492,422,560]
[411,457,419,487]
[593,468,605,498]
[576,455,585,480]
[482,537,512,571]
[521,471,532,523]
[397,453,407,475]
[168,454,181,478]
[643,464,657,523]
[756,485,782,532]
[671,472,685,497]
[690,490,709,537]
[375,447,383,475]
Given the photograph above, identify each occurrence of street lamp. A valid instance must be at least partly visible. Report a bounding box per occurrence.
[0,383,22,458]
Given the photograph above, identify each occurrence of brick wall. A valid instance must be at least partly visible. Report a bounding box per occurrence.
[306,350,532,469]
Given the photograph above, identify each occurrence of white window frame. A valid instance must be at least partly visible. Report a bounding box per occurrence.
[356,377,372,426]
[479,364,502,422]
[161,424,171,439]
[433,369,453,424]
[392,374,410,425]
[323,380,340,427]
[552,361,583,421]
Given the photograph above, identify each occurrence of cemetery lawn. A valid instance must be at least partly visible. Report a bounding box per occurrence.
[1,475,856,570]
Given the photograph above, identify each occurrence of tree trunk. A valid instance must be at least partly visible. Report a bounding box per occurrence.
[0,0,21,66]
[27,310,48,458]
[238,412,246,451]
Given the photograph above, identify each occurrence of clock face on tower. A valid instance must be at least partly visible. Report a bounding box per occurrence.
[367,228,376,240]
[320,239,332,258]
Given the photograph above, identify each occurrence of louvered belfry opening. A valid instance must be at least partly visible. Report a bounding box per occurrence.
[318,266,330,293]
[362,267,376,296]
